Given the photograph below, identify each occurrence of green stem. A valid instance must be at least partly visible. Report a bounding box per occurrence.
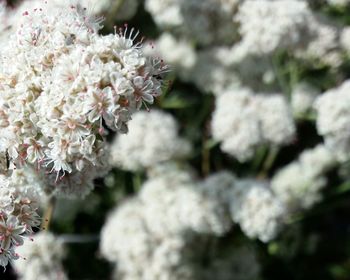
[40,196,56,231]
[258,147,279,179]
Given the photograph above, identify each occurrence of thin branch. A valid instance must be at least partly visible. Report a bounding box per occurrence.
[40,196,56,231]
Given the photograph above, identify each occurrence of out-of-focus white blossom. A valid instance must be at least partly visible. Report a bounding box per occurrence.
[140,166,232,236]
[211,89,262,161]
[326,0,350,6]
[200,171,236,206]
[271,145,337,210]
[11,0,138,27]
[211,89,295,162]
[295,16,341,68]
[235,0,341,67]
[110,110,191,171]
[100,164,269,278]
[340,26,350,53]
[100,166,241,279]
[145,0,183,28]
[291,83,319,117]
[81,0,139,21]
[0,3,167,197]
[100,196,197,279]
[145,0,239,46]
[254,94,296,145]
[189,47,241,95]
[100,198,154,267]
[229,179,286,242]
[190,46,279,95]
[145,33,197,74]
[315,80,350,161]
[235,0,313,57]
[14,232,67,280]
[178,0,239,46]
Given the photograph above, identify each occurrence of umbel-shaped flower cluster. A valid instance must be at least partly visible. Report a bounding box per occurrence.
[0,2,167,186]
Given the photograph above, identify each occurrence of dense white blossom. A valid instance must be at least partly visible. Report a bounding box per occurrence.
[271,145,337,211]
[14,232,67,280]
[145,0,183,28]
[229,179,286,242]
[211,89,295,162]
[315,80,350,161]
[110,110,191,171]
[0,3,167,196]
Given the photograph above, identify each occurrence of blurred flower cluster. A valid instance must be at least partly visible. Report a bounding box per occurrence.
[2,0,350,279]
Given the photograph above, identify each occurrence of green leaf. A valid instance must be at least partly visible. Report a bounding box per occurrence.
[161,94,194,109]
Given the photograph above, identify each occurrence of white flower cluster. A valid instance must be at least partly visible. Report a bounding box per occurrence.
[10,0,138,29]
[0,172,42,268]
[315,80,350,161]
[140,166,233,237]
[271,145,337,211]
[340,27,350,54]
[144,33,197,79]
[101,166,265,279]
[230,179,286,242]
[234,0,313,57]
[110,110,191,171]
[13,232,67,280]
[145,0,239,46]
[0,3,167,196]
[326,0,350,7]
[100,199,197,280]
[295,16,341,68]
[188,47,241,95]
[211,88,295,162]
[79,0,139,21]
[201,171,286,242]
[100,166,235,279]
[101,164,289,279]
[146,0,343,97]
